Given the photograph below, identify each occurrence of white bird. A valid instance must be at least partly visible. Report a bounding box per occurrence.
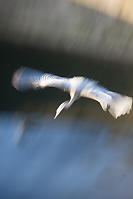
[12,67,132,119]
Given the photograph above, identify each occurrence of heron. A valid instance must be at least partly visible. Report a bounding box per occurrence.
[12,67,132,119]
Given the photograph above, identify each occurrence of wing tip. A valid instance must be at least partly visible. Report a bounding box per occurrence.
[12,67,27,90]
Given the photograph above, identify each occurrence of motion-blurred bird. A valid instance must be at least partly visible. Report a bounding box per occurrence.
[12,67,132,119]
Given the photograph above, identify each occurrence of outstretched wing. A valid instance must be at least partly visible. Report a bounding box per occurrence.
[12,67,70,91]
[12,67,44,90]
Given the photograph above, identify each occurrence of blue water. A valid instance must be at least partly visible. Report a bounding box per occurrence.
[0,112,133,199]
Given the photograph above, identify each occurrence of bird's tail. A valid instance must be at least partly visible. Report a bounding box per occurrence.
[100,92,132,118]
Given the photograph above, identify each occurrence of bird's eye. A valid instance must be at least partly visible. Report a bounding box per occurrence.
[106,104,110,110]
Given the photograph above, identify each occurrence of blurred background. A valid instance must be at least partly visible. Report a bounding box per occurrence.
[1,0,133,198]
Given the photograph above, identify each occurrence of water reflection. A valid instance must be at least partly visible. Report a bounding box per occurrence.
[0,111,133,199]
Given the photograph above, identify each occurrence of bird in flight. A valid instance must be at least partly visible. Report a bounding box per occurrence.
[12,67,132,119]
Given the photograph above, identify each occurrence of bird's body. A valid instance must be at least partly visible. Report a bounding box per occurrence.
[12,67,132,119]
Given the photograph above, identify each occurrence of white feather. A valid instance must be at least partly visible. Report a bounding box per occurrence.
[12,67,132,119]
